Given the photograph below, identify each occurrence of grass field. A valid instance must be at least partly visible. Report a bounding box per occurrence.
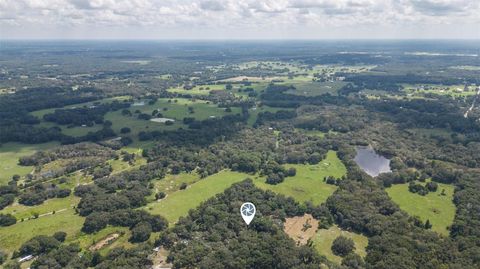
[253,151,346,205]
[145,170,250,224]
[284,81,347,96]
[402,84,477,98]
[0,208,84,254]
[313,225,368,264]
[30,96,131,118]
[167,84,229,95]
[30,97,240,140]
[2,195,80,220]
[0,142,59,185]
[146,172,201,202]
[104,98,241,141]
[386,181,455,235]
[72,226,133,255]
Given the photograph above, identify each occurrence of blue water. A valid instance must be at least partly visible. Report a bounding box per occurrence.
[354,146,391,177]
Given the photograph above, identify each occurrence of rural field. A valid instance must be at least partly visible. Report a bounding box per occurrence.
[313,225,368,264]
[285,81,347,96]
[386,181,456,235]
[0,142,59,185]
[0,208,84,254]
[145,170,250,224]
[253,151,346,205]
[167,84,229,95]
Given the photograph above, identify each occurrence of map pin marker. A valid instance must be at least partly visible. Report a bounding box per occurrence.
[240,202,256,225]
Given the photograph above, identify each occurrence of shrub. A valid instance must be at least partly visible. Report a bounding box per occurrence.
[0,249,7,265]
[156,192,166,200]
[53,231,67,242]
[0,214,16,227]
[426,182,438,192]
[331,236,355,257]
[130,222,152,243]
[120,127,131,134]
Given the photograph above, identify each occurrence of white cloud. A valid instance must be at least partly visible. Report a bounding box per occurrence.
[0,0,479,38]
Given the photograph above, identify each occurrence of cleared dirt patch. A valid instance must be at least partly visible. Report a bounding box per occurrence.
[284,214,318,245]
[89,233,120,251]
[152,246,173,269]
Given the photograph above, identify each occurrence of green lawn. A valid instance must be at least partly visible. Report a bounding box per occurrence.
[0,208,84,254]
[313,225,368,264]
[402,84,477,98]
[253,151,346,205]
[30,96,130,118]
[167,84,228,95]
[0,142,59,185]
[71,226,133,255]
[284,81,347,96]
[146,172,201,202]
[145,170,250,224]
[1,195,80,220]
[30,97,240,140]
[386,181,455,235]
[104,98,240,141]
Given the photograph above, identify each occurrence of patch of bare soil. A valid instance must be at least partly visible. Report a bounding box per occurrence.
[152,247,173,269]
[89,233,120,251]
[284,214,319,245]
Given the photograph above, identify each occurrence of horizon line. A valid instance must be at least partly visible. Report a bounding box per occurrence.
[2,38,480,42]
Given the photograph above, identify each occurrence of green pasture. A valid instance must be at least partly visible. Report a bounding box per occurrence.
[386,181,455,235]
[145,170,249,224]
[1,195,80,220]
[284,81,347,96]
[402,84,477,98]
[0,142,59,185]
[253,151,346,205]
[167,84,228,95]
[147,172,201,202]
[29,97,240,140]
[0,208,84,254]
[313,225,368,264]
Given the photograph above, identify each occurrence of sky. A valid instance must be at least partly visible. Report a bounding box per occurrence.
[0,0,479,40]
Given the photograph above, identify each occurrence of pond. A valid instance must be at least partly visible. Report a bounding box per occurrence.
[354,146,391,177]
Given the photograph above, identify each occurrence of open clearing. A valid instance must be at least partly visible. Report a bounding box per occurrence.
[402,84,477,98]
[147,172,200,202]
[386,181,455,235]
[2,195,80,220]
[145,170,250,224]
[89,233,120,251]
[253,151,346,205]
[0,208,84,254]
[284,81,347,96]
[104,97,241,140]
[0,142,59,185]
[30,97,240,141]
[167,84,228,95]
[284,214,319,245]
[313,225,368,264]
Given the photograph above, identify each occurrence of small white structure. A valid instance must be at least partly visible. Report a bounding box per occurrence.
[150,118,175,123]
[18,255,34,263]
